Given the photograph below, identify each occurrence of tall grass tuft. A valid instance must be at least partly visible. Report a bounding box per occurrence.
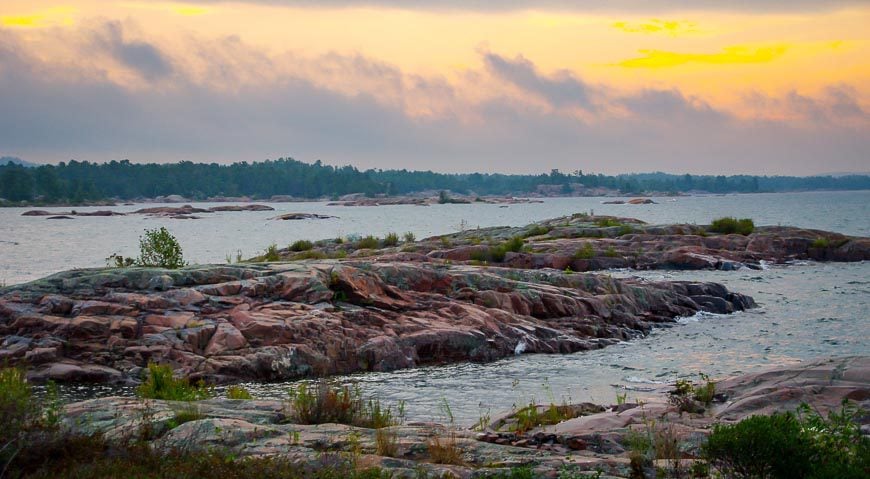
[136,363,214,401]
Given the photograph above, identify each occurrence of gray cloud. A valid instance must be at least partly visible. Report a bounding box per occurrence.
[483,52,595,111]
[1,28,867,175]
[92,22,173,80]
[184,1,864,13]
[826,85,866,118]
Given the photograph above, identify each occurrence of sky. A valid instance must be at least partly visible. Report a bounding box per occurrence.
[0,1,868,175]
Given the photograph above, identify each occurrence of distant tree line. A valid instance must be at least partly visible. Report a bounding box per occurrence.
[1,158,868,204]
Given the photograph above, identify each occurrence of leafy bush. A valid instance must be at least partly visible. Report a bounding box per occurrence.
[382,232,399,247]
[226,385,253,400]
[356,236,379,249]
[136,363,213,401]
[503,236,525,252]
[811,237,830,248]
[1,367,36,443]
[289,239,314,251]
[705,412,812,478]
[704,402,869,479]
[137,227,186,268]
[604,246,619,257]
[595,218,623,228]
[402,232,415,243]
[573,243,595,259]
[709,217,755,235]
[262,243,281,262]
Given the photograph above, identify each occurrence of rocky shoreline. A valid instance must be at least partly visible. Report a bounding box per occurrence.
[58,356,869,478]
[0,261,753,384]
[268,213,870,271]
[2,214,868,385]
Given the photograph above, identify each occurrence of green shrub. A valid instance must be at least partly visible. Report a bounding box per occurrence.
[1,366,36,441]
[262,243,281,262]
[595,218,623,228]
[503,236,525,253]
[136,363,213,401]
[604,246,619,257]
[704,403,869,479]
[293,250,328,260]
[709,217,755,235]
[382,232,399,247]
[811,237,831,248]
[356,236,379,249]
[704,412,812,478]
[402,231,416,243]
[573,243,595,259]
[287,380,402,429]
[523,224,551,238]
[289,239,314,251]
[137,227,186,268]
[226,385,253,400]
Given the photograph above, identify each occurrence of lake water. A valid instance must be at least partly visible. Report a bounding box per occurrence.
[3,191,869,424]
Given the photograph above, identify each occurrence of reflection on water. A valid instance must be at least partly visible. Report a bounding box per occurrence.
[52,262,869,426]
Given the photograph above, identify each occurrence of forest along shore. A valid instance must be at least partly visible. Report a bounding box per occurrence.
[2,213,868,385]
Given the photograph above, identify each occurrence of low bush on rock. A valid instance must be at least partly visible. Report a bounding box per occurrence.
[226,385,253,400]
[709,217,755,235]
[289,239,314,252]
[287,380,403,429]
[356,236,379,249]
[138,227,186,268]
[704,401,869,478]
[136,363,213,401]
[382,232,399,247]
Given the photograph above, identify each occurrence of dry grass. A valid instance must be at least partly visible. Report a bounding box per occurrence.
[374,427,399,457]
[427,431,464,465]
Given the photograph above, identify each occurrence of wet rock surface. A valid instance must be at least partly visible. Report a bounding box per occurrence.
[1,260,753,384]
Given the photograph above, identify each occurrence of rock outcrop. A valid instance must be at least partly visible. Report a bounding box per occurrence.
[0,261,753,384]
[59,356,869,478]
[273,214,869,272]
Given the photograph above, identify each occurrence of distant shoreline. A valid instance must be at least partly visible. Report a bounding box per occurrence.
[3,188,869,209]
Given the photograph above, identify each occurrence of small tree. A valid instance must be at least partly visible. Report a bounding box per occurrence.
[137,227,186,269]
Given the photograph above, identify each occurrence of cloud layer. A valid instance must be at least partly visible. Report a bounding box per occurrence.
[0,20,867,175]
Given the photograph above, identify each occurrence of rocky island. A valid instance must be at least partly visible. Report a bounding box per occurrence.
[2,214,868,477]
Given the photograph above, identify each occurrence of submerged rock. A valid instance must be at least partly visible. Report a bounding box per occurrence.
[269,213,338,220]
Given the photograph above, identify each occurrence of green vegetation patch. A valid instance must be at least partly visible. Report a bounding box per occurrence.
[136,363,214,401]
[709,217,755,235]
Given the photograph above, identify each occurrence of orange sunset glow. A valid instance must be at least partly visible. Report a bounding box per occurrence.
[1,0,868,174]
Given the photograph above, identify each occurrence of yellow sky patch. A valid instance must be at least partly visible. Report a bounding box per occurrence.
[619,45,788,68]
[612,19,698,36]
[119,2,211,16]
[1,6,75,28]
